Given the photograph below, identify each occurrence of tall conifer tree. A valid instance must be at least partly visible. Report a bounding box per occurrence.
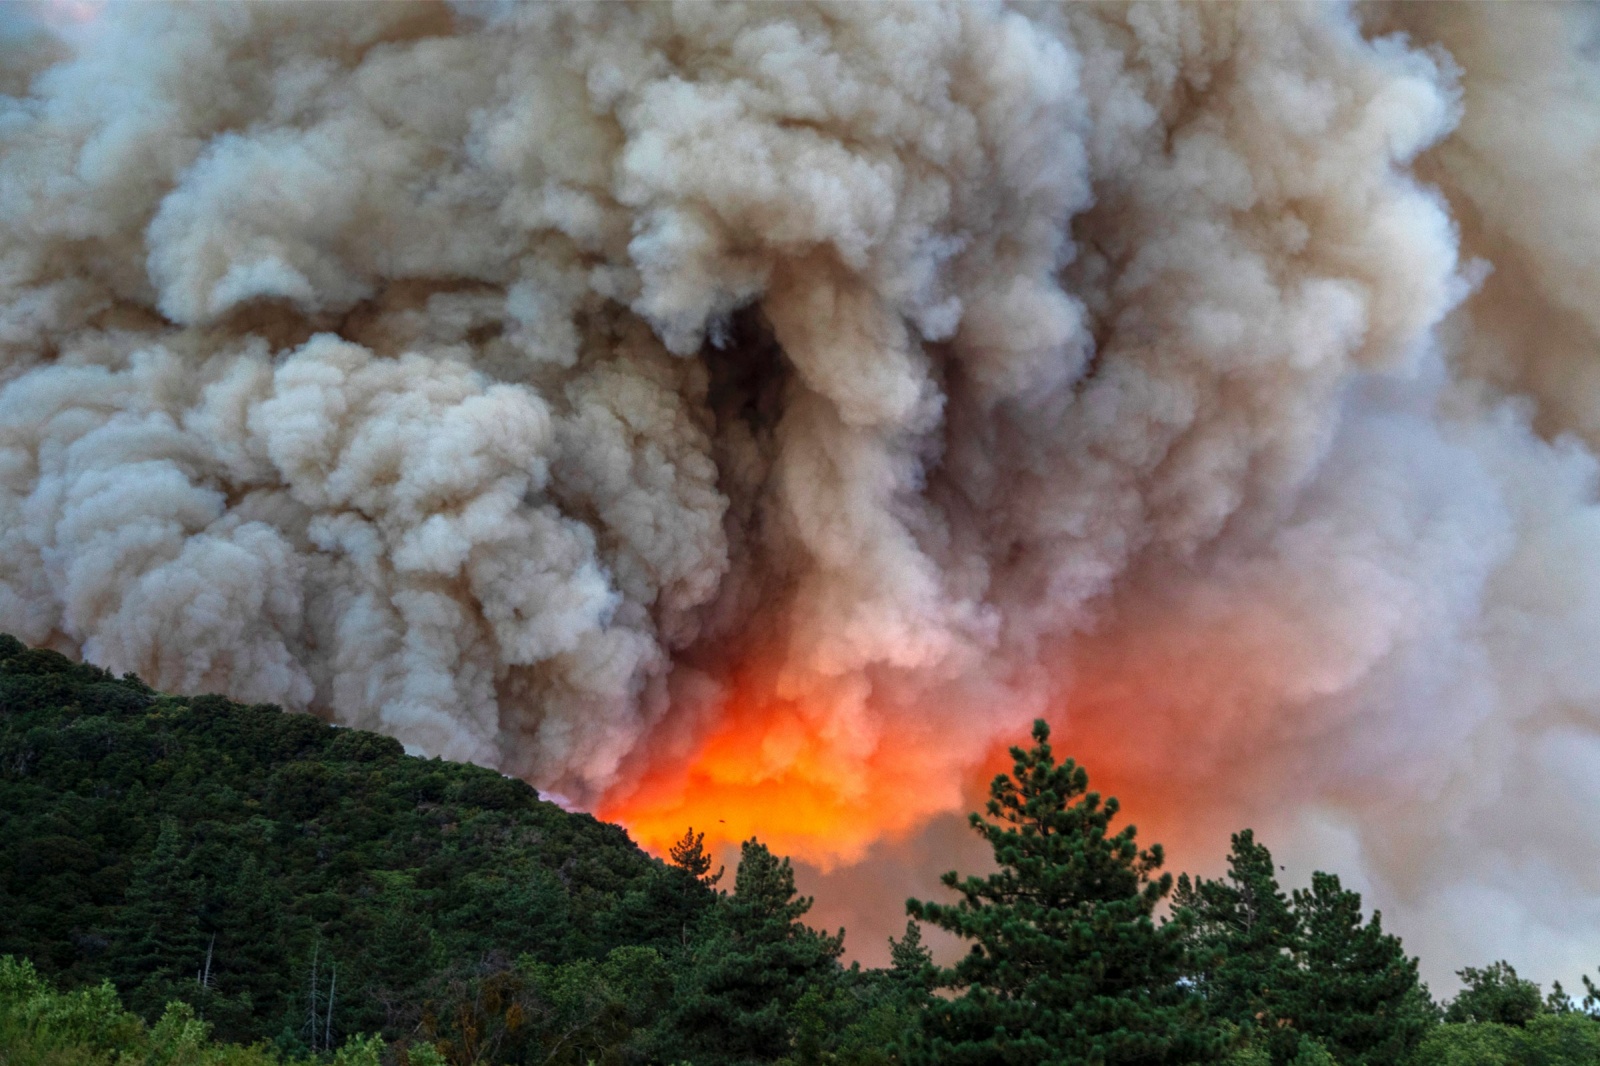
[1174,831,1300,1061]
[669,827,725,888]
[906,720,1224,1066]
[890,920,937,1006]
[1178,835,1436,1065]
[108,817,205,1018]
[655,839,845,1066]
[1286,873,1434,1066]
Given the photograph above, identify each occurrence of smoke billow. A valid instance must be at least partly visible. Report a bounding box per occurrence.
[4,0,1600,984]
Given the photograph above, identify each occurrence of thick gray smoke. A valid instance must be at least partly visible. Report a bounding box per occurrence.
[3,0,1599,986]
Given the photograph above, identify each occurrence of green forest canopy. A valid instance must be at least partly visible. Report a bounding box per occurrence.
[2,634,1598,1066]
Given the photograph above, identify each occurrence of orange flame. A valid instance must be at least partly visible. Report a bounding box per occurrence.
[598,664,980,869]
[600,564,1309,877]
[600,631,1269,879]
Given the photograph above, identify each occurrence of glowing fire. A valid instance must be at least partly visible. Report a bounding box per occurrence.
[600,637,1260,874]
[598,668,978,868]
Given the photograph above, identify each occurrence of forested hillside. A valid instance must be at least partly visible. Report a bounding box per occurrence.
[0,633,718,1051]
[0,635,919,1062]
[5,633,1600,1065]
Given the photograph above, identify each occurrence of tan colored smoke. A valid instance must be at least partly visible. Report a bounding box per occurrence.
[2,0,1599,985]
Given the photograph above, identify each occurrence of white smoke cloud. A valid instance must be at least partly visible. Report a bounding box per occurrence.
[2,0,1599,987]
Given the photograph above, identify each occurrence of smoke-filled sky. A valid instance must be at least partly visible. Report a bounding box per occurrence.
[5,0,1600,990]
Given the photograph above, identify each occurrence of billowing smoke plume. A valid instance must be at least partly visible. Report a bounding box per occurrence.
[4,0,1599,984]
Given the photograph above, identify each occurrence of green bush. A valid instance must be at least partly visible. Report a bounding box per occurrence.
[0,954,380,1066]
[1412,1013,1600,1066]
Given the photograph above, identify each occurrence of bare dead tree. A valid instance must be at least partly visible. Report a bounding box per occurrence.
[305,941,321,1053]
[324,960,337,1051]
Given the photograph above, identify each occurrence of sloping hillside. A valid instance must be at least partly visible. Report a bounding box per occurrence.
[0,634,707,1049]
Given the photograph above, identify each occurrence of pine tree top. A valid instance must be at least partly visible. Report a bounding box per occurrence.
[668,826,724,887]
[903,719,1224,1066]
[912,719,1170,939]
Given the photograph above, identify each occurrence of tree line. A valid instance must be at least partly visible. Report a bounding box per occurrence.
[2,634,1597,1065]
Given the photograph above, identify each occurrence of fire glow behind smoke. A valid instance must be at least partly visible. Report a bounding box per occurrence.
[5,0,1600,987]
[599,668,983,866]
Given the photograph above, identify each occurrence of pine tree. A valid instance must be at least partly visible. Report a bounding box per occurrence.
[906,720,1224,1066]
[889,920,937,1006]
[196,850,285,1043]
[669,826,725,888]
[654,838,845,1066]
[1174,831,1300,1061]
[1286,872,1434,1066]
[659,825,726,953]
[107,818,206,1019]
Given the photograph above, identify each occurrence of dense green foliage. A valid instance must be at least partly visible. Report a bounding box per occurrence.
[0,635,923,1063]
[1442,961,1543,1027]
[0,953,383,1066]
[655,840,844,1065]
[907,720,1223,1066]
[1176,832,1436,1066]
[1173,830,1300,1060]
[1411,1013,1600,1066]
[7,637,1600,1065]
[0,635,702,1052]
